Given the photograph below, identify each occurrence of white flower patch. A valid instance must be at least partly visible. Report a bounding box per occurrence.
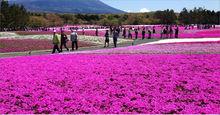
[0,32,52,40]
[0,32,132,45]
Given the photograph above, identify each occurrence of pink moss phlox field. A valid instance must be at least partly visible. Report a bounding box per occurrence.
[0,54,220,114]
[16,28,220,39]
[80,41,220,54]
[131,29,220,39]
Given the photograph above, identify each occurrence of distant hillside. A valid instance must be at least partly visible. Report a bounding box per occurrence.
[9,0,125,14]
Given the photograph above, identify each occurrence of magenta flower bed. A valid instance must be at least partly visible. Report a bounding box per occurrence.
[0,54,220,114]
[130,29,220,39]
[16,28,220,39]
[0,39,95,53]
[81,41,220,54]
[179,29,220,38]
[195,29,220,35]
[0,39,52,53]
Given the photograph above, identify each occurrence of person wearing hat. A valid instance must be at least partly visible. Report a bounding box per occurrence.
[52,30,61,54]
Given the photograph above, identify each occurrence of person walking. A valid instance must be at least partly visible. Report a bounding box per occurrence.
[165,26,169,38]
[169,26,173,38]
[128,28,132,39]
[116,27,120,35]
[163,28,168,38]
[160,27,164,39]
[122,28,127,38]
[142,28,146,40]
[70,31,78,51]
[153,26,156,34]
[152,26,156,38]
[135,29,138,39]
[113,30,119,48]
[148,29,152,39]
[95,28,98,36]
[82,28,85,35]
[175,26,179,38]
[52,30,61,54]
[110,26,113,35]
[104,30,110,48]
[60,31,69,52]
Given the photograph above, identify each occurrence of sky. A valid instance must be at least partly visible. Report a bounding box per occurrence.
[100,0,220,13]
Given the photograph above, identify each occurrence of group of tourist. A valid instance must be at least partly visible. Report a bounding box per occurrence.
[51,24,217,53]
[160,25,179,38]
[104,29,119,48]
[52,28,120,54]
[52,29,78,54]
[106,25,180,40]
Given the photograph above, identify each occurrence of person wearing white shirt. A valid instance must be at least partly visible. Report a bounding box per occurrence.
[70,30,78,51]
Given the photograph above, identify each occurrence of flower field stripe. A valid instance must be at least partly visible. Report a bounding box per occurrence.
[71,41,220,54]
[0,54,220,114]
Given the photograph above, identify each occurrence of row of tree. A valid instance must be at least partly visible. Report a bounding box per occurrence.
[0,0,29,31]
[179,7,220,24]
[1,0,220,31]
[29,8,219,27]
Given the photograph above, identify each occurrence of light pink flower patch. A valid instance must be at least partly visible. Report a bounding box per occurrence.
[16,28,220,39]
[79,41,220,54]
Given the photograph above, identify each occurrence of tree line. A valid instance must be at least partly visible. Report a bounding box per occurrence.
[179,7,219,24]
[0,0,29,31]
[1,0,220,31]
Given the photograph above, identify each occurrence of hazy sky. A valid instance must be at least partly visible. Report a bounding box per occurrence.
[100,0,220,12]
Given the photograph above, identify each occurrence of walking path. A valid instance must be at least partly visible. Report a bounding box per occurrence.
[140,38,220,45]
